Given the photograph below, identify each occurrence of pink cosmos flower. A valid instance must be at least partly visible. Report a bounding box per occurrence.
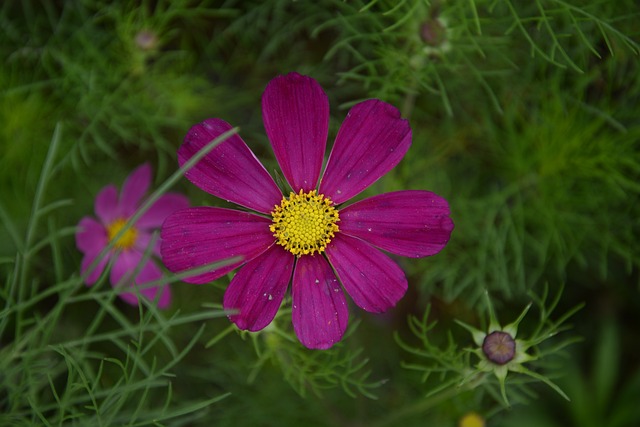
[161,72,454,349]
[76,163,189,308]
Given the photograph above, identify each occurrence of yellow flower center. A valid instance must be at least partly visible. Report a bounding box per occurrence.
[270,189,339,257]
[107,218,138,250]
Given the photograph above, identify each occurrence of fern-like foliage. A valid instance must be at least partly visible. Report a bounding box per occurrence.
[314,0,639,116]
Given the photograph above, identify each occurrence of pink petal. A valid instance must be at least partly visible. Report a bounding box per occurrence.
[136,193,190,229]
[81,249,111,286]
[95,184,119,224]
[153,283,172,309]
[339,190,454,258]
[160,207,274,284]
[76,217,108,254]
[110,249,144,287]
[262,72,329,192]
[118,163,152,218]
[118,292,142,306]
[118,258,172,309]
[291,255,348,350]
[223,245,294,331]
[325,233,407,313]
[178,119,282,214]
[319,100,411,204]
[134,230,160,257]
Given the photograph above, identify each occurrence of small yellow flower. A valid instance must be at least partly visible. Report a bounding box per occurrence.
[459,412,485,427]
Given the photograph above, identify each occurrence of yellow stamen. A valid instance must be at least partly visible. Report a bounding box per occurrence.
[107,218,138,250]
[270,189,339,257]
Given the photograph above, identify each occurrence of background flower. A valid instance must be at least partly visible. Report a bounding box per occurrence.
[161,73,454,349]
[76,163,189,308]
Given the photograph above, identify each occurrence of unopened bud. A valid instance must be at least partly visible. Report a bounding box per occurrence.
[482,331,515,365]
[135,30,158,51]
[420,18,447,48]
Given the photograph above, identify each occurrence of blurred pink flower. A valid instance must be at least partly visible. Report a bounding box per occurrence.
[76,163,189,308]
[161,73,454,348]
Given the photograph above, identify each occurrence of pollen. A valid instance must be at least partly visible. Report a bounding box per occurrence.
[107,218,138,250]
[270,189,339,257]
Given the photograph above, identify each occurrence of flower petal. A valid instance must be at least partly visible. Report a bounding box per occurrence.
[110,249,144,288]
[339,190,454,258]
[76,217,107,254]
[325,233,407,313]
[118,163,152,218]
[80,249,110,286]
[291,255,348,349]
[160,207,274,284]
[223,245,294,331]
[319,100,411,204]
[118,258,171,309]
[136,193,190,229]
[154,283,172,309]
[134,230,160,257]
[178,118,282,214]
[95,184,119,224]
[262,72,329,192]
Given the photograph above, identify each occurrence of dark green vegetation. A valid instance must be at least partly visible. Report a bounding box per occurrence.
[1,1,639,426]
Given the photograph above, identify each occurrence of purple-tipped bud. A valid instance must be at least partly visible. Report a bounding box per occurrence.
[135,30,158,51]
[420,18,447,47]
[482,331,516,365]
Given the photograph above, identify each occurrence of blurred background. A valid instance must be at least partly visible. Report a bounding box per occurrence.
[1,1,639,426]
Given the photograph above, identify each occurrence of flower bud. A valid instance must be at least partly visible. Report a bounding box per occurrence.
[482,331,516,365]
[135,30,159,51]
[420,18,447,48]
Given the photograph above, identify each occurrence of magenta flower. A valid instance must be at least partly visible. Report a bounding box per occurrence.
[76,163,189,308]
[161,73,454,348]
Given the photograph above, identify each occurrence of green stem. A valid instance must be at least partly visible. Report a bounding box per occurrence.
[15,123,63,340]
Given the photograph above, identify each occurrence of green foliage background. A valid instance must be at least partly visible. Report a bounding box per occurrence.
[1,0,639,426]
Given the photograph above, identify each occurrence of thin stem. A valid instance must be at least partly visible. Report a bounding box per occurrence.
[15,122,63,340]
